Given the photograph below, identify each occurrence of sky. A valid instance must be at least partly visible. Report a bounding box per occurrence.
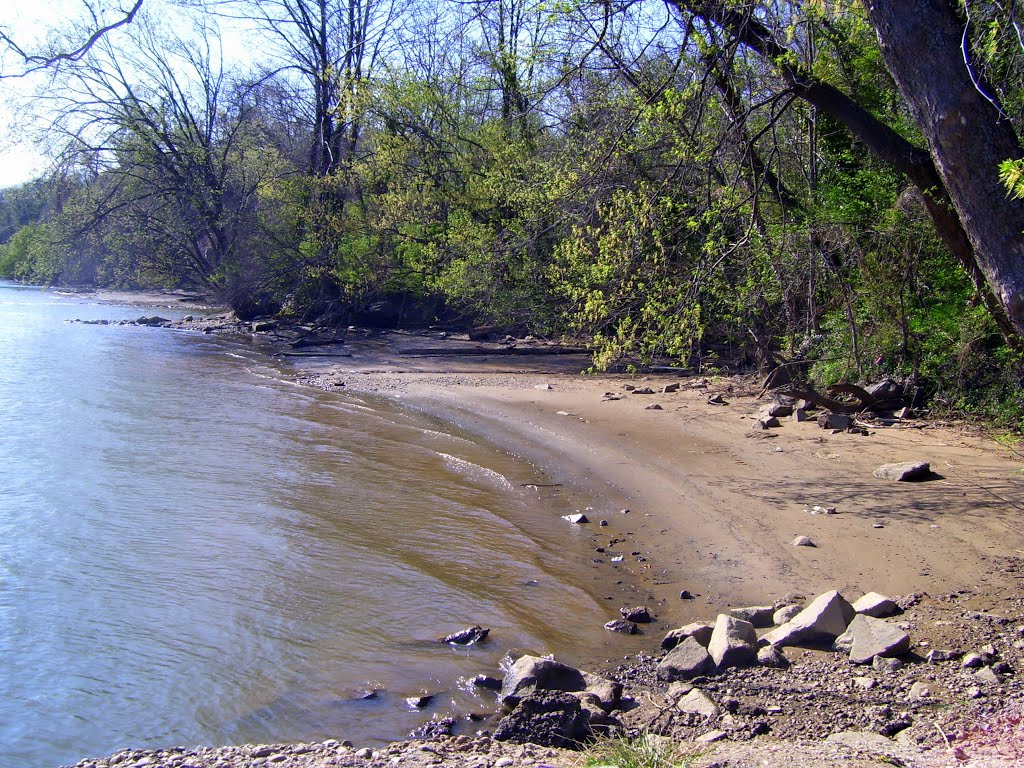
[0,0,253,189]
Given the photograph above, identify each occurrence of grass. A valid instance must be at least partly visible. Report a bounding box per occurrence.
[577,734,695,768]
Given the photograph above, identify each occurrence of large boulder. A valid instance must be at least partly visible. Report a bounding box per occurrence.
[834,615,911,664]
[657,636,713,681]
[708,614,758,669]
[761,590,856,647]
[501,655,621,712]
[661,622,715,651]
[492,690,590,748]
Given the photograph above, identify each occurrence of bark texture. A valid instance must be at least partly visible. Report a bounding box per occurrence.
[866,0,1024,337]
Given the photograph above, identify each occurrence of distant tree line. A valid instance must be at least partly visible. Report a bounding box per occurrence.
[2,0,1023,428]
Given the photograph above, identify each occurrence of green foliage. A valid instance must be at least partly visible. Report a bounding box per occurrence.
[580,733,694,768]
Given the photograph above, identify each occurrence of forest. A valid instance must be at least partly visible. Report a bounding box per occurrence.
[1,0,1023,429]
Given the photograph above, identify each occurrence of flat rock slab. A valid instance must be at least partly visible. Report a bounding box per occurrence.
[873,461,931,481]
[852,592,901,618]
[835,614,911,664]
[762,590,855,647]
[708,614,758,669]
[658,636,713,681]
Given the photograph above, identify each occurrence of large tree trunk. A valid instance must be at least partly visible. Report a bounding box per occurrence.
[673,1,1024,343]
[865,0,1024,338]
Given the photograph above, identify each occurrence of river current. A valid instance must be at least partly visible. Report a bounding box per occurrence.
[0,283,618,768]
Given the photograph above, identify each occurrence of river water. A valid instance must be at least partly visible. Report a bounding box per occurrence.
[0,283,623,768]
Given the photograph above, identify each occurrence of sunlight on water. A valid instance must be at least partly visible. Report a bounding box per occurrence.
[0,284,621,768]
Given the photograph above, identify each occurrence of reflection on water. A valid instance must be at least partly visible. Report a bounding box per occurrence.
[0,284,624,768]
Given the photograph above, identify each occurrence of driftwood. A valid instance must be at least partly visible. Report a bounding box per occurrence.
[778,385,861,414]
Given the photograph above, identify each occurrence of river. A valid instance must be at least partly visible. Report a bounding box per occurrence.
[0,283,621,768]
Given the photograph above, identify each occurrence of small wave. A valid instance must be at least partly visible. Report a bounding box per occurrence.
[436,453,513,489]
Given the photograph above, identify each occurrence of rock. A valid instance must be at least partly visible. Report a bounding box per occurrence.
[355,748,373,759]
[534,383,554,390]
[661,622,715,651]
[926,649,961,663]
[708,614,758,669]
[409,716,455,739]
[852,592,902,618]
[761,403,794,418]
[992,661,1014,674]
[791,535,816,547]
[707,394,727,404]
[620,606,653,623]
[696,730,727,744]
[644,403,664,410]
[678,590,694,600]
[632,387,655,395]
[873,656,905,674]
[604,619,638,634]
[406,694,434,708]
[873,461,932,481]
[817,412,851,430]
[662,383,680,393]
[492,690,590,748]
[761,590,856,647]
[135,315,171,326]
[961,652,985,669]
[773,605,802,625]
[439,626,489,645]
[806,505,837,515]
[792,407,809,422]
[975,666,1005,685]
[907,682,932,701]
[729,606,776,628]
[657,636,714,681]
[751,416,780,429]
[501,655,622,711]
[756,646,790,669]
[825,731,922,764]
[834,615,911,664]
[854,676,876,690]
[472,675,503,690]
[562,513,589,524]
[676,688,720,718]
[252,320,278,332]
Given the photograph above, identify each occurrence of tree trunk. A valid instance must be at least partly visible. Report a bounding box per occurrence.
[865,0,1024,338]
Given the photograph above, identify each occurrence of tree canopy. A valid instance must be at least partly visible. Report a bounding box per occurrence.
[3,0,1024,426]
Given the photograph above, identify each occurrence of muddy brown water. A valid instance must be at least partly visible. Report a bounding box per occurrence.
[0,284,646,768]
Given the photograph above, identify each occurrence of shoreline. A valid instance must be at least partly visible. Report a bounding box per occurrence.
[52,299,1024,766]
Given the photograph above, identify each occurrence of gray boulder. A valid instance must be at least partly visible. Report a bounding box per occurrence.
[500,655,622,711]
[818,412,852,430]
[492,690,590,748]
[834,614,911,664]
[756,645,790,669]
[657,636,713,681]
[761,590,855,647]
[873,462,931,481]
[661,622,715,651]
[620,606,652,623]
[729,605,776,628]
[708,614,758,669]
[852,592,902,618]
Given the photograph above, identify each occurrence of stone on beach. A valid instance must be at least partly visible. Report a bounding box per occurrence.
[873,461,932,481]
[761,590,856,647]
[492,690,590,748]
[500,655,622,712]
[792,535,815,547]
[852,592,902,618]
[657,636,714,681]
[708,614,758,669]
[834,614,910,664]
[620,606,652,623]
[562,513,589,524]
[729,605,776,628]
[661,622,715,651]
[438,625,489,645]
[773,605,802,625]
[676,688,720,718]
